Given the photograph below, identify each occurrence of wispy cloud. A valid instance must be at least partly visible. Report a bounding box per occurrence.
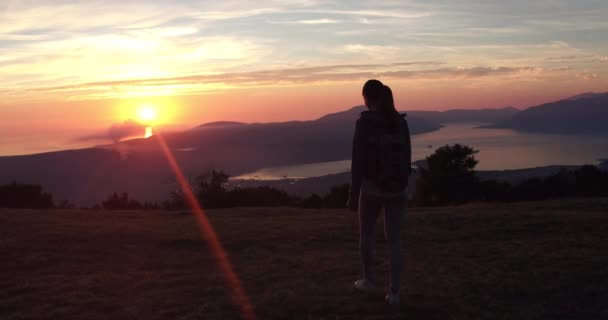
[304,9,434,19]
[343,44,402,59]
[545,56,580,61]
[266,18,340,25]
[15,63,564,101]
[576,73,600,80]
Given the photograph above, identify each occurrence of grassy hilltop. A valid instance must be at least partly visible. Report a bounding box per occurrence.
[1,199,607,319]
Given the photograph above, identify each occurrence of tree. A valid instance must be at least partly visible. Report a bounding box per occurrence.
[415,144,480,205]
[165,188,187,210]
[101,192,142,210]
[196,170,230,208]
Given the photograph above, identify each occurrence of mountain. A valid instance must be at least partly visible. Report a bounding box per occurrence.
[194,121,245,129]
[407,107,519,124]
[566,92,607,101]
[0,107,441,205]
[487,93,608,134]
[319,105,519,124]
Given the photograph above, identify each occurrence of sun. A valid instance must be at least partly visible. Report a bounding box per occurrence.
[138,105,157,123]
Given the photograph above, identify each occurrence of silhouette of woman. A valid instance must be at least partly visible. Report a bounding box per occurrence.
[347,79,412,305]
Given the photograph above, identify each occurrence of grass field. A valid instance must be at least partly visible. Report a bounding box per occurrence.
[1,198,607,319]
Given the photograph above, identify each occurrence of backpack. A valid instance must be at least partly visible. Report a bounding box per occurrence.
[365,119,411,193]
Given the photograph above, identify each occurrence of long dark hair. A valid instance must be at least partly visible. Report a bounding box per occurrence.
[362,80,401,128]
[380,85,401,127]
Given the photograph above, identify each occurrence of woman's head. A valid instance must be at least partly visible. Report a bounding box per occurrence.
[362,79,400,126]
[362,79,384,110]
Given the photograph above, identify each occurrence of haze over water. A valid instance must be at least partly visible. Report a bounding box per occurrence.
[235,123,608,180]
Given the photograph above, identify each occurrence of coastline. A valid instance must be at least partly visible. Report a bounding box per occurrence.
[229,164,605,197]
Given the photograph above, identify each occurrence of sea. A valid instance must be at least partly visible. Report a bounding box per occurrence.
[234,123,608,180]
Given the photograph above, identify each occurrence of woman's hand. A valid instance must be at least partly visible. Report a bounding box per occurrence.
[346,197,358,212]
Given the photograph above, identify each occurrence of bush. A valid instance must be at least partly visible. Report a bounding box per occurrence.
[0,182,54,209]
[510,178,550,201]
[479,180,513,202]
[481,166,608,202]
[228,186,292,207]
[56,200,75,209]
[322,184,350,208]
[102,192,143,210]
[575,165,608,197]
[297,194,324,209]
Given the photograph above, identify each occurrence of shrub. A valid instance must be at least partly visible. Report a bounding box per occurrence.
[101,192,143,210]
[0,182,54,209]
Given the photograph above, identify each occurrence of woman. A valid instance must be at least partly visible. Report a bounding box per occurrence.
[347,79,412,305]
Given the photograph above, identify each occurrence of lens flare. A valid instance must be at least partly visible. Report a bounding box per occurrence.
[155,132,256,320]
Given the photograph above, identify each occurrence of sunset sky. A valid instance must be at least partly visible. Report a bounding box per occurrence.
[1,0,608,155]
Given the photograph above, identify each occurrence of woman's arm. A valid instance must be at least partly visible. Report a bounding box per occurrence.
[348,119,364,211]
[403,118,412,175]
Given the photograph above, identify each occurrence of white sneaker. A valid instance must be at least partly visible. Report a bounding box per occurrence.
[354,279,379,294]
[385,291,400,305]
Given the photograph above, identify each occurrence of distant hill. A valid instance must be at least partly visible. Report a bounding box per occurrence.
[408,107,519,124]
[0,107,441,205]
[319,105,518,124]
[487,93,608,134]
[566,92,607,101]
[195,121,245,129]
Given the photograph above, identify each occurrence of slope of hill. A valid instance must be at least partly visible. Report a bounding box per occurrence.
[487,93,608,134]
[408,106,519,124]
[0,107,441,205]
[194,121,245,129]
[319,105,519,124]
[2,198,607,319]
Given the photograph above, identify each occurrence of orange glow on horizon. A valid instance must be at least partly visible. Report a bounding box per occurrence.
[112,97,179,127]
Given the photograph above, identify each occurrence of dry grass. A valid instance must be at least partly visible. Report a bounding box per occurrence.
[1,198,607,319]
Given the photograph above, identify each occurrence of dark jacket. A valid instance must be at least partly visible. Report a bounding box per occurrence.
[349,111,412,203]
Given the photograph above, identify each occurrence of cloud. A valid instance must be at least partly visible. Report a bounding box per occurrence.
[601,57,608,62]
[2,0,606,105]
[303,9,433,19]
[29,61,438,89]
[343,44,401,57]
[192,8,282,21]
[382,66,540,79]
[291,18,340,24]
[392,61,445,66]
[78,120,147,143]
[23,62,558,101]
[545,55,579,61]
[576,73,600,80]
[536,41,570,49]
